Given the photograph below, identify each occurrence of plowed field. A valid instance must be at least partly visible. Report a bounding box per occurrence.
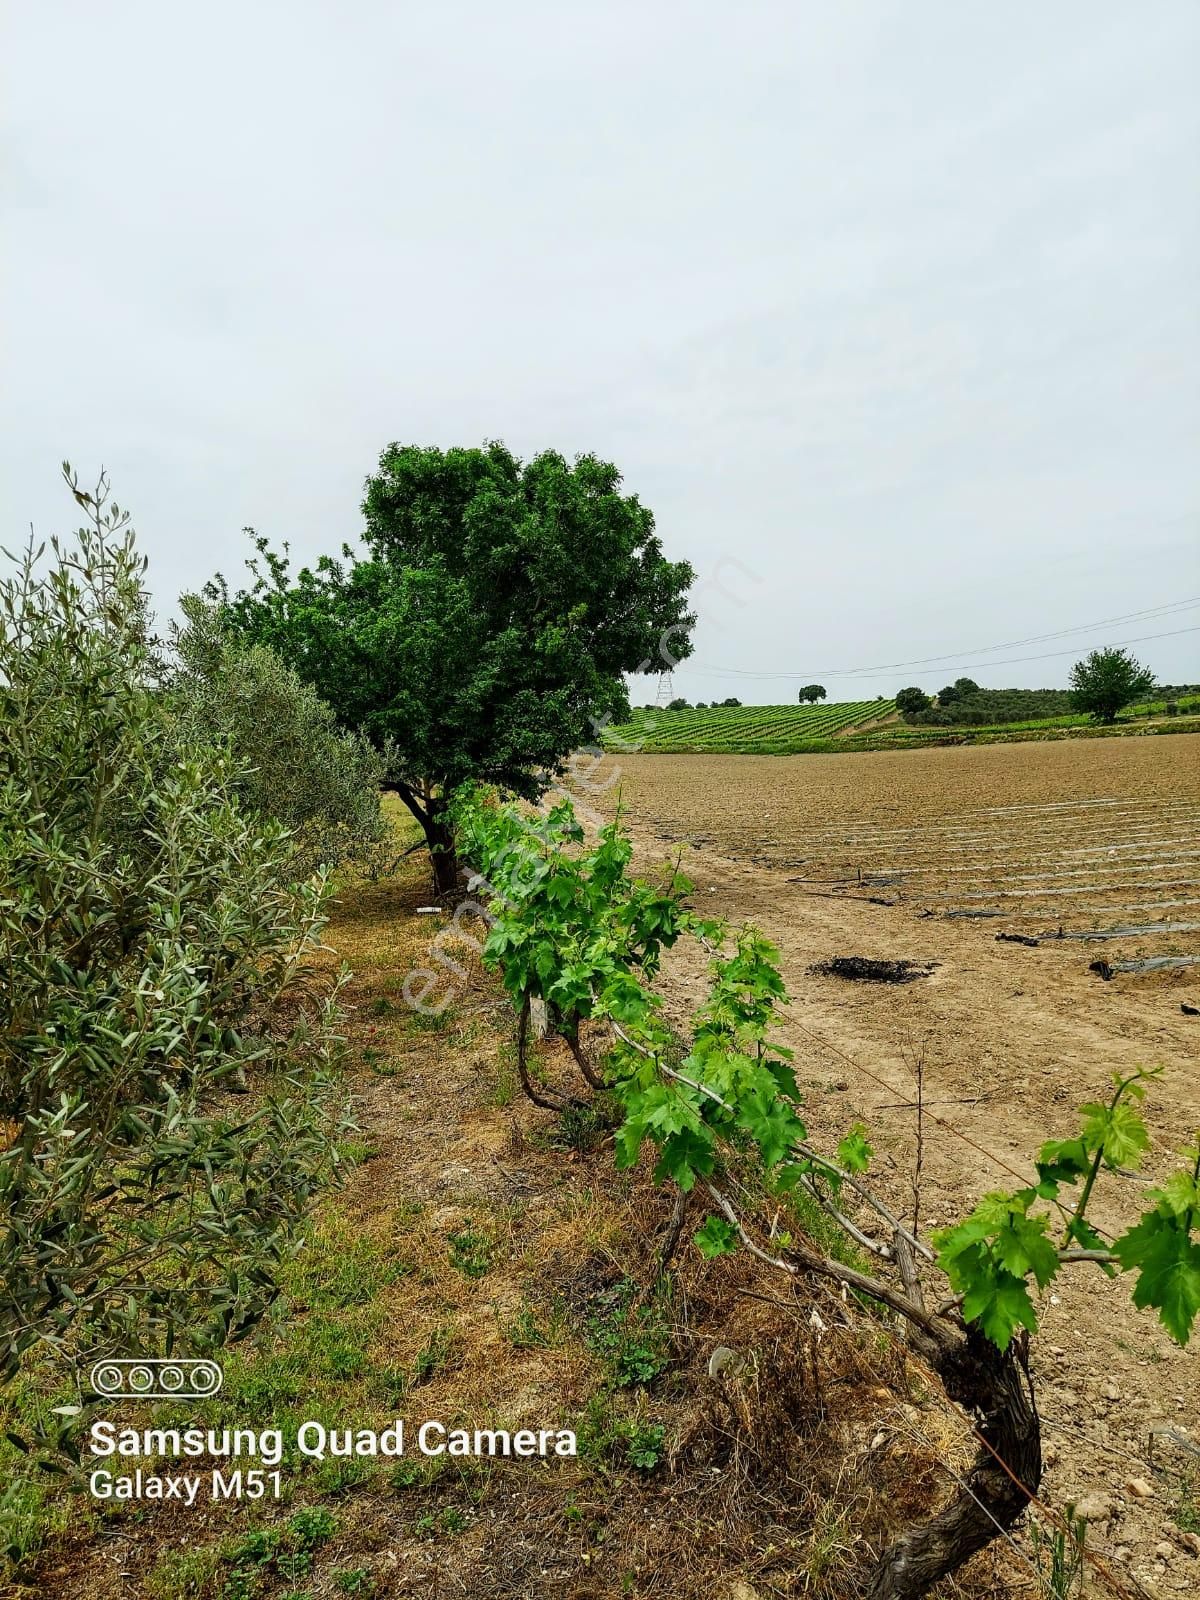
[606,734,1200,949]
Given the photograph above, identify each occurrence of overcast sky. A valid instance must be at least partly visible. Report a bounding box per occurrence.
[5,1,1198,701]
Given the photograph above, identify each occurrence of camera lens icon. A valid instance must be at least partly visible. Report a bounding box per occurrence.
[89,1358,223,1400]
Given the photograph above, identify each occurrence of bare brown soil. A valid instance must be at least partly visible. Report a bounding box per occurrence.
[605,739,1200,935]
[585,736,1200,1594]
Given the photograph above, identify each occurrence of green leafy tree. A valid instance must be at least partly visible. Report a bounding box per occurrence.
[720,696,741,707]
[213,443,694,892]
[937,683,959,706]
[1070,646,1156,723]
[798,684,827,704]
[953,676,980,696]
[666,697,690,710]
[895,685,931,717]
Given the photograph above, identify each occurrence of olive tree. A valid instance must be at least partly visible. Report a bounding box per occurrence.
[169,596,390,877]
[0,470,344,1383]
[894,685,931,718]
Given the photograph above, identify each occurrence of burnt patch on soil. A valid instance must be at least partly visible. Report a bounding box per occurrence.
[809,956,933,984]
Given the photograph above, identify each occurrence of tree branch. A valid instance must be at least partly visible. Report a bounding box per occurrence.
[703,1183,954,1346]
[797,1144,937,1262]
[382,776,430,829]
[612,1025,935,1266]
[564,1029,608,1092]
[703,1183,797,1275]
[656,1189,690,1278]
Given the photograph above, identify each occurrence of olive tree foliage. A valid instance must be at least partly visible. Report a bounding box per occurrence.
[0,470,345,1385]
[210,442,696,894]
[936,677,980,708]
[798,683,826,704]
[1070,646,1156,724]
[169,596,391,878]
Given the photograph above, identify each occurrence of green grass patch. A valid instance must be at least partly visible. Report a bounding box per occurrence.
[146,1505,337,1600]
[585,1279,673,1388]
[447,1227,496,1279]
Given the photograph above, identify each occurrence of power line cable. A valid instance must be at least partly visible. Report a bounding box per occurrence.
[837,597,1200,673]
[690,597,1199,678]
[693,623,1200,681]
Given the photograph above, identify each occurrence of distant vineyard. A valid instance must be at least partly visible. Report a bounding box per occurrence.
[601,689,1200,756]
[605,700,895,753]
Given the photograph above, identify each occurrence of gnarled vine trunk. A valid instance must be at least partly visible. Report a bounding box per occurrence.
[865,1329,1041,1598]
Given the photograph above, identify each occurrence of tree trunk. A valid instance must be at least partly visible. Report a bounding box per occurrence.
[427,808,459,897]
[381,778,459,897]
[865,1330,1041,1598]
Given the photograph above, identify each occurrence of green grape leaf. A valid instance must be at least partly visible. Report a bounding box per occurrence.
[1155,1169,1200,1219]
[693,1215,739,1258]
[1079,1099,1149,1170]
[764,1056,801,1100]
[934,1190,1056,1349]
[614,1117,647,1171]
[653,1126,715,1193]
[992,1212,1059,1289]
[736,1090,805,1170]
[1114,1210,1200,1345]
[639,1082,702,1138]
[961,1269,1041,1351]
[933,1216,989,1257]
[1035,1136,1090,1192]
[836,1124,873,1175]
[772,1160,812,1195]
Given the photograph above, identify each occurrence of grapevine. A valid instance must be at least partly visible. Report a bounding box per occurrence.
[454,785,1199,1596]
